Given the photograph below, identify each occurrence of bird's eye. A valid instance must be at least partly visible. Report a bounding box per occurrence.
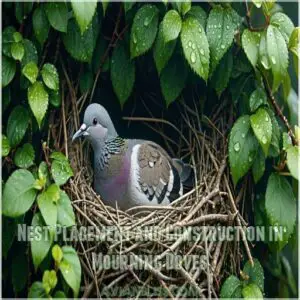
[93,118,97,125]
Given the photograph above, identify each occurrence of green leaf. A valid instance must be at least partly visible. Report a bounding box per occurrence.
[2,55,16,87]
[31,212,53,270]
[3,26,16,58]
[21,39,38,67]
[229,115,258,185]
[130,4,159,58]
[52,244,63,264]
[28,281,47,298]
[181,17,210,81]
[2,216,18,258]
[185,6,207,29]
[153,22,177,75]
[111,43,135,106]
[160,54,187,106]
[57,191,76,227]
[11,42,24,61]
[50,152,73,186]
[162,10,182,42]
[41,63,59,91]
[267,109,281,157]
[282,132,292,151]
[13,32,23,43]
[265,173,296,250]
[62,16,99,63]
[28,81,49,128]
[92,37,110,74]
[49,90,61,108]
[270,12,294,44]
[3,169,37,217]
[206,5,237,73]
[71,0,97,34]
[242,29,261,68]
[267,25,289,91]
[249,88,268,112]
[7,105,30,147]
[220,275,242,298]
[250,108,272,156]
[37,184,59,228]
[2,134,11,157]
[181,0,191,16]
[252,148,265,183]
[15,2,33,24]
[22,62,39,84]
[243,258,264,292]
[59,246,81,298]
[211,49,233,96]
[42,270,57,294]
[242,283,263,299]
[14,143,35,168]
[288,27,299,77]
[33,6,50,46]
[281,255,297,295]
[259,31,271,70]
[124,2,135,15]
[12,250,28,293]
[45,2,68,33]
[286,146,299,180]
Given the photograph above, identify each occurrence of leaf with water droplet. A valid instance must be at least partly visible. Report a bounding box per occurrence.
[153,22,177,75]
[11,42,24,61]
[59,246,81,297]
[211,49,233,96]
[160,53,187,106]
[270,12,294,44]
[32,6,50,46]
[21,39,38,67]
[288,27,299,77]
[242,283,263,299]
[220,275,242,298]
[62,15,99,63]
[50,152,73,186]
[185,6,207,29]
[7,105,30,147]
[14,143,35,168]
[2,55,16,88]
[180,16,210,81]
[250,108,272,156]
[71,0,97,34]
[265,173,296,250]
[130,4,159,58]
[28,81,49,128]
[242,29,261,68]
[22,62,39,84]
[111,42,135,107]
[2,135,10,157]
[57,190,75,227]
[249,87,268,112]
[266,25,288,91]
[206,5,237,73]
[45,2,68,33]
[229,115,258,185]
[162,10,182,43]
[286,145,299,180]
[41,63,59,91]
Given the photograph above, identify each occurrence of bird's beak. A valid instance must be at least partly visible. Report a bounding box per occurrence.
[72,123,89,142]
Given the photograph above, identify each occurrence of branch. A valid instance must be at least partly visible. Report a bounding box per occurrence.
[261,72,298,146]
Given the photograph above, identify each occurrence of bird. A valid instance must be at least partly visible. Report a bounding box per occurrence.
[72,103,193,210]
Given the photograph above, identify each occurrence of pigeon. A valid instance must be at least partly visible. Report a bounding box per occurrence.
[72,103,193,210]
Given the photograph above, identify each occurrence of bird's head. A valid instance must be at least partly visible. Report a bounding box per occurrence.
[72,103,118,146]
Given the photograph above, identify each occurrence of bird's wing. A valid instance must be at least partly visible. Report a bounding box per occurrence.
[132,141,182,204]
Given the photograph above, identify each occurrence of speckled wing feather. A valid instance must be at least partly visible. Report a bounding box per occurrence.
[137,142,182,203]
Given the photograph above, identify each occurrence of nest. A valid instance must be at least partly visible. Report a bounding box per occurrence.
[49,89,253,298]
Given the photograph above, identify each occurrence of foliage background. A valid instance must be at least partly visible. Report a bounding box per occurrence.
[1,0,299,298]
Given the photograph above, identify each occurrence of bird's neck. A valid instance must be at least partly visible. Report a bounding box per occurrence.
[94,136,125,171]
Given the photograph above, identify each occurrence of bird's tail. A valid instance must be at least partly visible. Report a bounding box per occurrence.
[172,158,195,188]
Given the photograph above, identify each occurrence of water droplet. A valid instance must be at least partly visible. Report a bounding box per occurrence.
[262,136,267,144]
[265,116,269,122]
[198,27,202,33]
[242,133,245,138]
[192,43,196,50]
[144,17,150,27]
[218,35,221,39]
[249,156,253,162]
[190,52,196,64]
[221,44,225,49]
[226,25,230,30]
[234,142,240,152]
[188,41,192,47]
[133,33,137,44]
[214,25,217,29]
[200,49,205,55]
[271,56,276,64]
